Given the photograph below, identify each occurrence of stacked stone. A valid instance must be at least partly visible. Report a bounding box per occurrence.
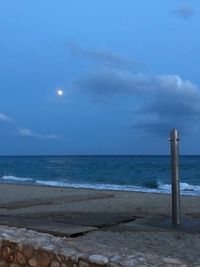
[0,241,114,267]
[0,226,189,267]
[0,226,119,267]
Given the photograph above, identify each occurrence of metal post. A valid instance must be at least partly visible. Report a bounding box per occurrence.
[170,129,181,226]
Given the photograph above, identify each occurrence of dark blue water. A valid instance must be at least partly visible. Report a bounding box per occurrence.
[0,156,200,195]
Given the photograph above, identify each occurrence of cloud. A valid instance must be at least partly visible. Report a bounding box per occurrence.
[19,128,60,140]
[0,113,13,123]
[69,43,142,67]
[76,67,200,135]
[78,68,154,96]
[173,4,194,19]
[0,114,61,140]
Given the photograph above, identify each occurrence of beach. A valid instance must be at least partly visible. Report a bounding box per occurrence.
[0,183,200,266]
[1,0,200,265]
[0,183,200,216]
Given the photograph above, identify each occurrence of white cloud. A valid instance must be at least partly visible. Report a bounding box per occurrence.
[19,128,60,140]
[0,113,13,123]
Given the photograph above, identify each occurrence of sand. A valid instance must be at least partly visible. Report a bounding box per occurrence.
[0,183,200,265]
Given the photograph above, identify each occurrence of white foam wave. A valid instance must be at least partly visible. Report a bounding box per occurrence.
[35,180,164,194]
[1,175,33,182]
[35,180,67,187]
[158,182,200,194]
[36,179,153,192]
[1,175,200,196]
[35,180,200,196]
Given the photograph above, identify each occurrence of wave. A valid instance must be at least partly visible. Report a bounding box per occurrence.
[158,182,200,192]
[36,180,200,195]
[1,175,200,196]
[35,180,68,187]
[36,180,158,193]
[1,175,33,182]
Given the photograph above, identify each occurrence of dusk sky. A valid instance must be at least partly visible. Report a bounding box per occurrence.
[0,0,200,155]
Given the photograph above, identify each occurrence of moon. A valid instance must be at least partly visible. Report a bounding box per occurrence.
[57,89,64,96]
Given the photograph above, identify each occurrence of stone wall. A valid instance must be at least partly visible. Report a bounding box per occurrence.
[0,226,119,267]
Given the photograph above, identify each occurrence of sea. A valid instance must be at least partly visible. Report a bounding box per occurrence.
[0,155,200,196]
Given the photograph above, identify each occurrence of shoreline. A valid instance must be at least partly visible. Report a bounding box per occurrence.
[0,180,200,197]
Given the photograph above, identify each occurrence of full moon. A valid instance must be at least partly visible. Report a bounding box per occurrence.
[57,89,64,96]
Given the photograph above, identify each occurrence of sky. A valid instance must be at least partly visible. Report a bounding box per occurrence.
[0,0,200,155]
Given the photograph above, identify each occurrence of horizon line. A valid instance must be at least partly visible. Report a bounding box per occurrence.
[0,154,199,157]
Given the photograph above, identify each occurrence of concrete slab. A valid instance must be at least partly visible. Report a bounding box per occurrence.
[0,215,97,237]
[0,211,135,236]
[44,212,135,227]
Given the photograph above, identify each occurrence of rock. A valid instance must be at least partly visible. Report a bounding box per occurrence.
[1,247,9,262]
[59,248,77,257]
[16,252,26,265]
[108,263,121,267]
[138,257,145,262]
[51,261,60,267]
[79,262,90,267]
[56,255,62,263]
[10,264,20,267]
[42,244,58,252]
[88,254,109,265]
[122,258,138,266]
[162,257,182,264]
[78,253,88,260]
[71,255,78,263]
[17,243,23,252]
[39,251,51,267]
[29,257,37,267]
[23,244,34,258]
[6,247,11,254]
[57,255,65,264]
[0,260,8,267]
[111,255,121,262]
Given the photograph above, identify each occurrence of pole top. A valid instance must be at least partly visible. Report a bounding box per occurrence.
[169,129,180,141]
[171,128,178,134]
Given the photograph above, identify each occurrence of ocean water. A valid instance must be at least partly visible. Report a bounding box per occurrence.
[0,155,200,196]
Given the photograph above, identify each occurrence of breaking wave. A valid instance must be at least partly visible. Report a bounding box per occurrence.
[1,175,200,196]
[158,182,200,193]
[1,175,34,182]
